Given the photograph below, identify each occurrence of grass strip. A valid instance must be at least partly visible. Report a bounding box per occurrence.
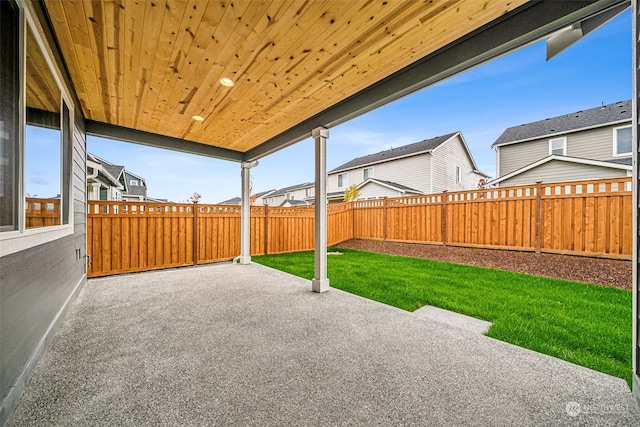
[253,248,632,386]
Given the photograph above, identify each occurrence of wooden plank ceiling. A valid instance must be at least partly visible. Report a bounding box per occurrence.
[43,0,528,154]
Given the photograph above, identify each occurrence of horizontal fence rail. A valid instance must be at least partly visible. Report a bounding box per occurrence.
[87,177,632,277]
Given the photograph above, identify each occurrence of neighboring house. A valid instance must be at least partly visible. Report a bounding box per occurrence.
[86,154,149,201]
[491,100,632,187]
[251,189,276,206]
[86,153,123,201]
[327,132,489,200]
[261,182,315,206]
[122,170,148,202]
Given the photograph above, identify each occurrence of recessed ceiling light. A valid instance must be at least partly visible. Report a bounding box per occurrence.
[219,77,235,87]
[192,115,205,122]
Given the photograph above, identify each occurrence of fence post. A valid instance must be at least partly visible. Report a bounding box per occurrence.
[351,200,356,239]
[535,180,543,254]
[264,204,269,255]
[382,197,388,241]
[193,201,199,265]
[441,190,448,246]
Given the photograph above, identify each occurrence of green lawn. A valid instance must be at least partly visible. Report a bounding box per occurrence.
[253,248,632,386]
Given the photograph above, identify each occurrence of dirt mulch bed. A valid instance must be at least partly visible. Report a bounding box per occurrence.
[336,239,632,291]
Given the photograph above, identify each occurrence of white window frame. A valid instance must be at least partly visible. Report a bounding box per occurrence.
[0,4,75,257]
[130,179,138,186]
[455,166,462,184]
[337,172,348,189]
[613,125,632,157]
[363,167,373,181]
[548,137,567,156]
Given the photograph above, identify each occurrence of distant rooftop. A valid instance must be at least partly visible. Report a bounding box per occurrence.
[492,100,631,147]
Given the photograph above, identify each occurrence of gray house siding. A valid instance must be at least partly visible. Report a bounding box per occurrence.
[498,139,549,177]
[1,114,87,426]
[497,160,629,187]
[498,123,632,177]
[0,6,87,423]
[327,154,431,194]
[431,135,485,192]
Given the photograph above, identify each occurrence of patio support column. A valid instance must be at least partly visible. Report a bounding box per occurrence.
[239,160,258,265]
[312,127,330,293]
[632,0,640,403]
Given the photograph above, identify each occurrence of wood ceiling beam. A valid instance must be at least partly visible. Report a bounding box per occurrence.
[245,0,629,162]
[86,120,244,162]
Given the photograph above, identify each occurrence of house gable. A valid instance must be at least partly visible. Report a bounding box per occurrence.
[430,133,490,193]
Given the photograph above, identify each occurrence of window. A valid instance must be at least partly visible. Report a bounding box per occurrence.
[613,126,632,156]
[130,179,138,186]
[337,173,348,188]
[0,0,20,231]
[455,166,462,184]
[549,137,566,156]
[23,25,71,230]
[305,187,312,197]
[1,2,74,255]
[363,167,373,180]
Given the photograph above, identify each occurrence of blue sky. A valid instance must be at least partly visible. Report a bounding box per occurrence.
[86,10,632,204]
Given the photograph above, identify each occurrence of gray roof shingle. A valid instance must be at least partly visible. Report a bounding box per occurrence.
[329,132,458,173]
[606,157,632,166]
[492,100,631,147]
[220,197,241,205]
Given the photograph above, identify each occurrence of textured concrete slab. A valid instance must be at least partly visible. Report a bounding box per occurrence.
[8,263,640,426]
[413,305,492,335]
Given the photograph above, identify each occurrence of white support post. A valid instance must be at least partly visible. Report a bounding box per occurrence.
[239,161,257,265]
[312,127,330,292]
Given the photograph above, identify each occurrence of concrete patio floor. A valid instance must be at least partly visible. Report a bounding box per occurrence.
[8,263,640,426]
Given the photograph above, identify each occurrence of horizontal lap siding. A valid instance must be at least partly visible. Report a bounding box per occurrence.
[499,139,549,177]
[327,154,431,194]
[2,113,87,423]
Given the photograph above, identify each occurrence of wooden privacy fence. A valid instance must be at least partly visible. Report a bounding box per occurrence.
[87,202,350,277]
[87,177,632,278]
[351,177,632,258]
